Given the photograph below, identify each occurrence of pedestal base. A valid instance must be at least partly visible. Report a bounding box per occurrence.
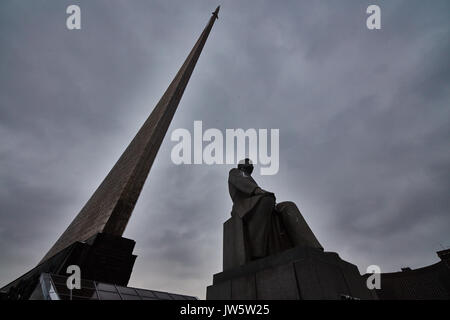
[207,246,376,300]
[0,233,136,300]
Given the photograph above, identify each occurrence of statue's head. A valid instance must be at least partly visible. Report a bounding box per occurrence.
[238,158,254,175]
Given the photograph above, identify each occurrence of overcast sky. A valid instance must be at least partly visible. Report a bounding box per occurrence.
[1,0,449,299]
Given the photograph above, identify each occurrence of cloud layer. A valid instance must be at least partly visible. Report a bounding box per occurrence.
[1,0,449,298]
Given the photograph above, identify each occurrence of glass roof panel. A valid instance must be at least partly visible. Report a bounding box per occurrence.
[152,291,173,300]
[41,273,198,300]
[117,286,138,295]
[96,283,117,292]
[97,290,121,300]
[136,289,157,298]
[121,294,142,300]
[53,283,98,299]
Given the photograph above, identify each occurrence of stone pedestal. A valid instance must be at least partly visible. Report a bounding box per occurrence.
[223,215,248,270]
[0,233,136,300]
[207,246,376,300]
[208,224,376,300]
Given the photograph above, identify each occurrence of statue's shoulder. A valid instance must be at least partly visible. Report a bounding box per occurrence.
[228,168,240,180]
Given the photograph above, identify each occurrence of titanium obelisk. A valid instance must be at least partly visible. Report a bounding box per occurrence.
[41,6,220,263]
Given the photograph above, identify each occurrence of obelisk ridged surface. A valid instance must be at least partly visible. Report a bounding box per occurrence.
[40,7,220,263]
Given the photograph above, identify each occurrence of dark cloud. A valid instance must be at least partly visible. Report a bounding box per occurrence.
[1,0,449,298]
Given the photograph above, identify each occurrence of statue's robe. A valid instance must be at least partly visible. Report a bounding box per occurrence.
[228,168,323,259]
[228,168,264,219]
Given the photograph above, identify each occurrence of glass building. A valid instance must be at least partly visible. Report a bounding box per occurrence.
[29,273,198,301]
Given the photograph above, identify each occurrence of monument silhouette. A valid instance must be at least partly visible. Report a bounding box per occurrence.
[0,6,220,300]
[207,160,377,300]
[227,158,323,261]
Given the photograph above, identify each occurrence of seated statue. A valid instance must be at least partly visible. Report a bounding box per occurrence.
[228,158,323,260]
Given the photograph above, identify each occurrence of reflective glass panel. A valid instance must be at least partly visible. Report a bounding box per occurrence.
[117,286,138,295]
[121,294,142,300]
[97,290,121,300]
[96,283,117,292]
[136,289,156,298]
[152,291,172,299]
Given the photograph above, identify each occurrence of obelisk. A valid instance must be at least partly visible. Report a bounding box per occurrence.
[40,6,220,263]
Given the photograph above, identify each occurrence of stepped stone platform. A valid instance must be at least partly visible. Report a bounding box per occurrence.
[207,216,377,300]
[207,245,377,300]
